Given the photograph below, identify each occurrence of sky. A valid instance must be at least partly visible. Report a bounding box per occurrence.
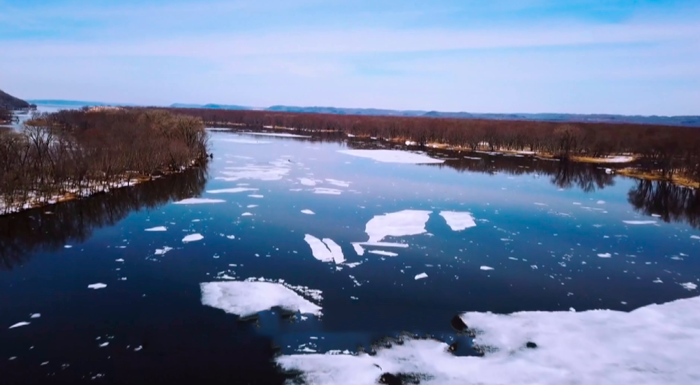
[0,0,698,115]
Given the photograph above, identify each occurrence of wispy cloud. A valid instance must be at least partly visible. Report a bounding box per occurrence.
[0,0,698,114]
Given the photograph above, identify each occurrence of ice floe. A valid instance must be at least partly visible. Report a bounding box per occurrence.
[325,179,351,187]
[217,164,290,182]
[174,198,225,205]
[680,282,697,291]
[301,209,315,215]
[351,243,365,256]
[365,210,431,243]
[155,246,173,255]
[622,220,657,225]
[313,188,342,195]
[304,235,345,264]
[690,236,700,240]
[278,295,700,385]
[216,138,271,144]
[30,313,41,319]
[9,322,30,329]
[182,234,204,243]
[597,253,612,258]
[200,281,322,318]
[299,178,317,186]
[145,226,167,232]
[415,272,428,280]
[248,194,264,198]
[368,250,398,257]
[240,132,311,138]
[87,283,107,290]
[241,212,253,216]
[338,150,444,164]
[439,211,476,231]
[206,188,258,194]
[480,266,494,271]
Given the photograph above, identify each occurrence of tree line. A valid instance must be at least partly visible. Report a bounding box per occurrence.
[0,108,209,215]
[165,108,700,183]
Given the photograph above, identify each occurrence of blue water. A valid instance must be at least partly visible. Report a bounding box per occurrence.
[1,131,698,384]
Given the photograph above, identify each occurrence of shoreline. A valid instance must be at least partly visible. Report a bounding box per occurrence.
[217,126,697,188]
[0,164,207,218]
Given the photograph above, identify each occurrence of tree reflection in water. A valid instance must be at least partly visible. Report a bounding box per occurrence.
[628,180,700,229]
[0,166,207,270]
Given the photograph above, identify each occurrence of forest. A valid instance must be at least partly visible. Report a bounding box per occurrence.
[0,108,208,215]
[167,108,700,184]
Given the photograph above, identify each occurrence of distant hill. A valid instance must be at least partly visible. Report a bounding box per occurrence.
[29,99,700,127]
[170,103,251,110]
[0,89,30,110]
[264,105,700,127]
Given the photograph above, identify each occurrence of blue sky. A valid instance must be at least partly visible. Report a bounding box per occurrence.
[0,0,698,115]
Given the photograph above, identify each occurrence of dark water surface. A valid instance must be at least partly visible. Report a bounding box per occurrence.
[1,131,699,384]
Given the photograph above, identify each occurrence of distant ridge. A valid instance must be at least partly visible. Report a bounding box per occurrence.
[29,100,700,127]
[0,89,30,110]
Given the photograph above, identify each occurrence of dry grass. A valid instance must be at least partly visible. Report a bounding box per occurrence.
[618,168,699,188]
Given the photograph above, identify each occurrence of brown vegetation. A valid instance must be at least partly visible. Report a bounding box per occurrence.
[166,108,700,184]
[0,108,208,215]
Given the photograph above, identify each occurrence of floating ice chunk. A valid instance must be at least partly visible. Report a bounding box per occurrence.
[365,210,431,243]
[174,198,225,205]
[226,235,235,239]
[351,243,365,256]
[9,322,30,329]
[30,313,41,319]
[206,188,258,194]
[304,235,345,264]
[99,342,109,348]
[134,346,143,352]
[439,211,476,231]
[691,236,700,240]
[248,194,264,198]
[279,295,700,385]
[345,262,363,268]
[216,138,271,144]
[597,200,606,204]
[623,220,657,225]
[240,132,311,138]
[534,203,548,206]
[301,209,315,215]
[217,165,289,182]
[325,179,350,187]
[368,250,398,257]
[247,204,258,208]
[415,272,428,280]
[88,283,107,290]
[357,241,409,248]
[338,149,444,164]
[200,281,322,318]
[653,278,663,283]
[313,188,342,195]
[651,214,661,218]
[145,226,167,232]
[182,234,204,243]
[241,212,253,216]
[597,253,612,258]
[680,282,697,291]
[155,246,173,255]
[299,178,317,186]
[480,266,494,271]
[64,245,73,249]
